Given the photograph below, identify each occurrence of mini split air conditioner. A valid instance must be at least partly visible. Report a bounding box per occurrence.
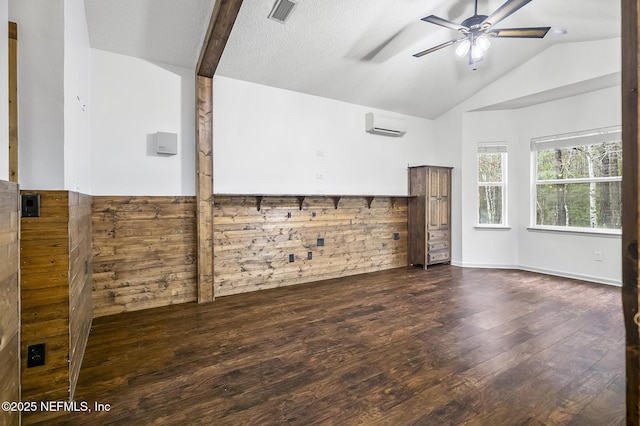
[365,113,407,137]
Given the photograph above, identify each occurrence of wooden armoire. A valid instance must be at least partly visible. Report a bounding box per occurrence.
[408,165,452,268]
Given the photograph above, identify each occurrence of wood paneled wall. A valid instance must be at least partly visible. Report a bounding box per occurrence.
[20,190,93,415]
[9,22,18,183]
[68,193,92,398]
[213,196,408,297]
[0,181,20,426]
[92,197,197,317]
[91,195,407,314]
[21,191,70,403]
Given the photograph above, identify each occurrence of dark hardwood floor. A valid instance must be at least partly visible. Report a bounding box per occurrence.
[42,266,623,425]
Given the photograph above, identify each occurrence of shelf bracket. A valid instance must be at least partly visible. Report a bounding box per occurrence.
[365,196,374,209]
[256,196,263,211]
[296,196,305,210]
[331,196,341,209]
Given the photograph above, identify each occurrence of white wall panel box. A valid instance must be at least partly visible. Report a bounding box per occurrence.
[156,132,178,155]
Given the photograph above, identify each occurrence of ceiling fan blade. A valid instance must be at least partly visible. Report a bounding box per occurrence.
[413,38,460,58]
[487,27,551,38]
[481,0,533,29]
[421,15,469,33]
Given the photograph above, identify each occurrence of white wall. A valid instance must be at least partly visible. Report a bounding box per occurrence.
[464,38,621,112]
[436,38,622,285]
[459,109,519,268]
[90,49,195,196]
[0,0,8,181]
[433,108,463,263]
[10,0,65,189]
[64,0,91,192]
[213,76,433,196]
[9,2,192,195]
[456,89,622,284]
[516,87,621,285]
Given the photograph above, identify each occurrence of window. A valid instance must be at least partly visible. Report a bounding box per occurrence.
[532,126,622,231]
[478,143,507,226]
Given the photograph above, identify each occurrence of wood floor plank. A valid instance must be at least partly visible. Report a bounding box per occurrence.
[43,266,624,426]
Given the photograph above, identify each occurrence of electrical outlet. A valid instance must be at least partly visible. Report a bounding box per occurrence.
[27,343,46,368]
[287,211,291,218]
[307,251,312,260]
[317,238,324,247]
[594,251,604,262]
[21,194,40,217]
[393,233,400,241]
[289,254,294,263]
[312,212,316,218]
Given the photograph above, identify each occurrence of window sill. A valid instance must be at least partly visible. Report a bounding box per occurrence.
[475,225,511,230]
[527,226,621,237]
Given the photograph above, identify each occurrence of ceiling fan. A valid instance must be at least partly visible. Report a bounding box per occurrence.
[413,0,551,69]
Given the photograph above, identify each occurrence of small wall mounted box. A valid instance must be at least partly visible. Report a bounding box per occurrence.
[21,194,40,217]
[155,132,178,155]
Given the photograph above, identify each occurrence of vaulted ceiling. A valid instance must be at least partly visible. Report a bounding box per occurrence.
[84,0,215,69]
[85,0,620,119]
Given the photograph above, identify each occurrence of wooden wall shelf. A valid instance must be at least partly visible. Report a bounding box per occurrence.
[214,194,412,211]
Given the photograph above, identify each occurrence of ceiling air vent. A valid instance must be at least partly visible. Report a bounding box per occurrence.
[268,0,297,24]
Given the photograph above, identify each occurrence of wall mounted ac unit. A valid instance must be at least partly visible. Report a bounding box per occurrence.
[365,113,407,137]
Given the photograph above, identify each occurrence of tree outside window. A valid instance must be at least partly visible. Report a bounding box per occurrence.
[478,144,507,226]
[532,126,621,230]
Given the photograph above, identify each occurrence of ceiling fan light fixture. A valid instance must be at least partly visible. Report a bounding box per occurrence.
[455,39,471,57]
[470,45,484,61]
[476,35,491,52]
[469,35,489,61]
[414,0,551,69]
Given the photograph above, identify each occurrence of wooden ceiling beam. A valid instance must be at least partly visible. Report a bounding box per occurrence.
[197,0,244,77]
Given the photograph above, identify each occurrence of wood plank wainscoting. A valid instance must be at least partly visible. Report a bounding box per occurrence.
[91,196,198,317]
[20,191,93,424]
[0,181,20,426]
[68,193,93,399]
[90,195,408,315]
[213,195,408,297]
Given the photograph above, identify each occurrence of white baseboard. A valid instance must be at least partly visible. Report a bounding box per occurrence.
[449,260,621,287]
[517,265,621,287]
[451,261,518,270]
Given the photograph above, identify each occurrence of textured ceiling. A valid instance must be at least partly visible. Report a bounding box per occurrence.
[84,0,620,119]
[216,0,619,119]
[84,0,215,69]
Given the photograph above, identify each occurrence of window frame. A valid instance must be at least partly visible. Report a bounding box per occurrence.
[477,143,508,228]
[530,125,622,234]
